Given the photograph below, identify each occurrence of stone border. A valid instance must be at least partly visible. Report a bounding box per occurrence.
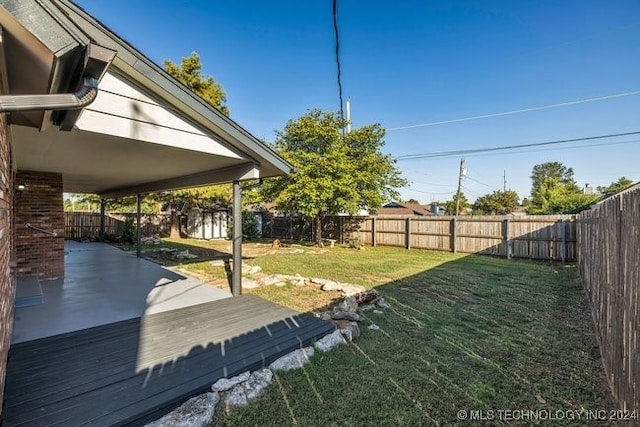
[146,289,389,426]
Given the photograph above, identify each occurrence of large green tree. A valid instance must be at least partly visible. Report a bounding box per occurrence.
[259,110,406,245]
[597,176,634,195]
[530,161,579,193]
[472,190,519,215]
[526,162,597,214]
[164,52,229,116]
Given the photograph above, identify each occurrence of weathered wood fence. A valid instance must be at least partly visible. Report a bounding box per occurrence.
[64,212,168,240]
[577,188,639,413]
[263,214,576,262]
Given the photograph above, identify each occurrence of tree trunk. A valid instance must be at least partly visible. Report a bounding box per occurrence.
[169,198,181,239]
[314,214,324,247]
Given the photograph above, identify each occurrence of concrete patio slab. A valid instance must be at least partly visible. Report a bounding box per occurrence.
[11,241,231,343]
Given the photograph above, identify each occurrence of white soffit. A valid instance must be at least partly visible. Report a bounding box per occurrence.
[74,72,244,160]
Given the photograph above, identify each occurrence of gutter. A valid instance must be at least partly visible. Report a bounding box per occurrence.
[0,42,115,126]
[0,76,98,112]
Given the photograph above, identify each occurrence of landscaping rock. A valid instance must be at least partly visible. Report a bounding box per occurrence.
[339,322,361,342]
[359,304,375,311]
[373,309,384,314]
[376,298,390,310]
[336,296,358,313]
[224,369,273,408]
[319,312,333,321]
[340,284,366,296]
[311,278,341,290]
[367,324,381,331]
[211,371,250,392]
[269,347,315,371]
[314,330,346,352]
[146,392,219,427]
[292,274,306,286]
[175,250,198,260]
[141,235,163,245]
[330,311,361,322]
[242,278,260,289]
[245,265,262,275]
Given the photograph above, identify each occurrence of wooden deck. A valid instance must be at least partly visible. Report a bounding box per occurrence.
[2,295,334,426]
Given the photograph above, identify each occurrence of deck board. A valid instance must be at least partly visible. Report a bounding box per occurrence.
[3,295,334,426]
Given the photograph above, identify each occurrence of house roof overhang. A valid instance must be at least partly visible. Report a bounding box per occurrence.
[0,0,293,198]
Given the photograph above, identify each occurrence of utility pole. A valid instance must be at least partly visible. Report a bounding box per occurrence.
[455,158,466,216]
[503,169,507,192]
[346,98,352,134]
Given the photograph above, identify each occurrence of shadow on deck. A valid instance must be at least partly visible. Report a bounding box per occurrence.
[3,295,335,426]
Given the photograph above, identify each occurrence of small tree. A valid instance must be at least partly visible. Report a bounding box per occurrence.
[444,191,469,215]
[597,176,634,195]
[472,190,519,215]
[260,110,406,246]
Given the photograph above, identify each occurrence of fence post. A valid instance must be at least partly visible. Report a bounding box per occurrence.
[372,217,377,247]
[406,217,412,250]
[560,219,566,263]
[503,218,511,259]
[451,217,457,253]
[339,216,344,244]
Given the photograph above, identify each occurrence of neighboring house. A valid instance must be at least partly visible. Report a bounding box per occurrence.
[0,0,292,412]
[376,202,433,216]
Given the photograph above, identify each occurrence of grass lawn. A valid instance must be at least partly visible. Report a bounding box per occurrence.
[134,239,613,425]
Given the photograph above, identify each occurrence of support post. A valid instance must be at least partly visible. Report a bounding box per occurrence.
[371,217,377,247]
[451,217,457,253]
[406,217,411,250]
[339,216,344,245]
[232,180,242,296]
[136,194,142,258]
[99,198,106,242]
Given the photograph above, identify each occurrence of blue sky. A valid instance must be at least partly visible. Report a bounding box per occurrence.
[75,0,640,204]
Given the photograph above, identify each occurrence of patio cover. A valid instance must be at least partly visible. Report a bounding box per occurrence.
[0,0,293,197]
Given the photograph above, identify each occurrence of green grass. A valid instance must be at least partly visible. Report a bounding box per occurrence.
[124,239,613,425]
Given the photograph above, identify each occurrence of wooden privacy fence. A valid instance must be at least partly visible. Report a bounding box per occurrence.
[64,212,168,240]
[577,188,639,413]
[263,214,576,262]
[355,215,576,261]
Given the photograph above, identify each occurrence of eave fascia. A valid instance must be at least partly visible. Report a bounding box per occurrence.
[99,163,260,199]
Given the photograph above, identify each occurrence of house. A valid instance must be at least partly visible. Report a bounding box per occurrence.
[376,201,433,216]
[0,0,309,420]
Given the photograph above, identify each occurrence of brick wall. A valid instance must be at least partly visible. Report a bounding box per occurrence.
[14,171,64,280]
[0,113,14,413]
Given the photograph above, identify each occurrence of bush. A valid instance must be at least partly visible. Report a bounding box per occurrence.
[227,211,260,239]
[121,218,136,244]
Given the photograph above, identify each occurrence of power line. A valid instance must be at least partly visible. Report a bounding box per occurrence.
[395,131,640,161]
[465,175,501,190]
[450,138,640,160]
[387,90,640,131]
[405,187,455,196]
[332,0,344,121]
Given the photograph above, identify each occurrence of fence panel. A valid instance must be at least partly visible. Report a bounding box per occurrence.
[64,212,166,240]
[261,214,575,261]
[577,188,639,413]
[410,218,451,250]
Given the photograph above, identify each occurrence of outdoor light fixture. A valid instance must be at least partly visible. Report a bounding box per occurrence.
[15,184,25,192]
